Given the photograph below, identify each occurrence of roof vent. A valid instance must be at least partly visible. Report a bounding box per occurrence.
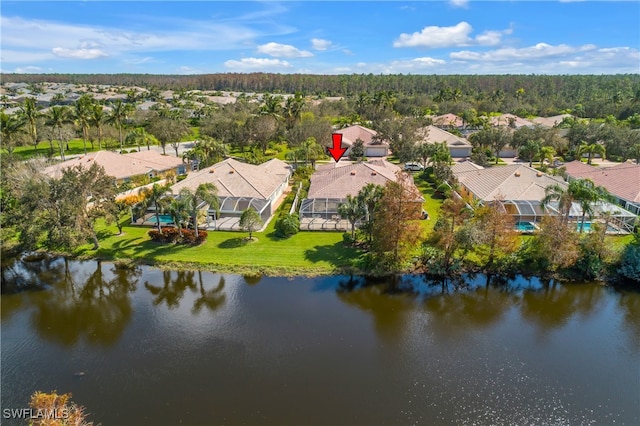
[87,158,92,162]
[350,171,356,175]
[371,172,377,176]
[209,169,215,173]
[514,172,521,177]
[536,171,543,177]
[229,170,235,174]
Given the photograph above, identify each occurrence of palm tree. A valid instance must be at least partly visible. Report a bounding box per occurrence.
[179,184,219,237]
[539,145,556,167]
[90,105,106,151]
[168,197,190,237]
[107,99,134,152]
[0,112,26,156]
[357,183,384,224]
[125,127,151,153]
[541,183,574,225]
[19,97,39,151]
[338,195,366,240]
[139,183,172,231]
[283,91,305,129]
[297,137,326,168]
[45,106,72,160]
[74,95,93,154]
[577,142,606,165]
[570,179,612,233]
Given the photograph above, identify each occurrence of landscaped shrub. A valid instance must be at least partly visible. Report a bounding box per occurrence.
[275,213,300,237]
[148,227,208,245]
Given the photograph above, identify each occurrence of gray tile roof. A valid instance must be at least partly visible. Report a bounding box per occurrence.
[418,125,472,148]
[334,125,389,147]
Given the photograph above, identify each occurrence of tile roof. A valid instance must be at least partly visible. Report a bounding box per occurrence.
[307,160,421,200]
[489,114,535,128]
[170,158,291,199]
[334,125,388,147]
[564,160,640,203]
[453,163,566,202]
[451,160,484,174]
[43,150,181,181]
[418,125,472,148]
[432,113,464,128]
[531,114,572,128]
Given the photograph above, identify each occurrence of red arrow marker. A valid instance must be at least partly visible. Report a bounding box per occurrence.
[328,133,347,162]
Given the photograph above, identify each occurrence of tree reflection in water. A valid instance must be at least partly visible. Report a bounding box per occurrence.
[144,270,226,314]
[192,272,226,314]
[31,260,140,346]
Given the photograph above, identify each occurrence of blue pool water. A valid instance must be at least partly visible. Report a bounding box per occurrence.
[146,214,174,224]
[515,221,536,232]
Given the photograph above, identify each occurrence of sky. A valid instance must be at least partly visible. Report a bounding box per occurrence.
[1,1,639,75]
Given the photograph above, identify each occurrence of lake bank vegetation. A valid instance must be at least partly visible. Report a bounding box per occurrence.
[1,74,639,285]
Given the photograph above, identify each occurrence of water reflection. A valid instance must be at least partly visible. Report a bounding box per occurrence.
[31,260,139,346]
[144,270,227,314]
[520,279,603,332]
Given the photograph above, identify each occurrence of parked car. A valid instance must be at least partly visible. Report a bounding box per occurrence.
[404,162,424,172]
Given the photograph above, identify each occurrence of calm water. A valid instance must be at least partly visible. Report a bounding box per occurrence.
[1,256,639,425]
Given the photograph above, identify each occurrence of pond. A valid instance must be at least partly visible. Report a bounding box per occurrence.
[1,256,639,425]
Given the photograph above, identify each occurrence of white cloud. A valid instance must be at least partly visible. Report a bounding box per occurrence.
[14,66,43,73]
[256,42,313,58]
[448,44,639,74]
[52,47,109,59]
[449,0,469,8]
[224,57,292,70]
[0,15,259,65]
[342,49,354,56]
[311,38,332,51]
[394,22,509,48]
[450,43,597,61]
[176,66,202,74]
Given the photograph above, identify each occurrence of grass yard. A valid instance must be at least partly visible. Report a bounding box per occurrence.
[78,217,364,276]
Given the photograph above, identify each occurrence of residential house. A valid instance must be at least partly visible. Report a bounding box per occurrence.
[432,113,464,130]
[333,125,390,157]
[299,159,423,229]
[563,160,640,216]
[490,114,535,129]
[43,150,187,186]
[169,158,291,230]
[452,161,636,231]
[417,125,473,158]
[532,114,572,128]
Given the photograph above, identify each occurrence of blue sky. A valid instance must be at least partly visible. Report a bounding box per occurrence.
[2,1,639,75]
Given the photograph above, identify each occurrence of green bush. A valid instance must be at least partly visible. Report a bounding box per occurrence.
[148,227,208,245]
[275,213,300,238]
[619,244,640,283]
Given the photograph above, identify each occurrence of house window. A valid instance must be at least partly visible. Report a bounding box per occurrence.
[178,165,186,175]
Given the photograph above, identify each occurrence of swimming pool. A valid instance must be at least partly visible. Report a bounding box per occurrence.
[515,221,536,232]
[576,222,618,233]
[145,214,174,225]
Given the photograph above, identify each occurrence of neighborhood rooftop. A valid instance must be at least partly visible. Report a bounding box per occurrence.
[564,160,640,203]
[307,160,400,199]
[170,158,290,199]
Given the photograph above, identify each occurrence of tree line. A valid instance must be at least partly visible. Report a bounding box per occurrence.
[3,73,639,118]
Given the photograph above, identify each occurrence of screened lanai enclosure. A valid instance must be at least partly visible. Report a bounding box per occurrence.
[298,198,351,231]
[544,200,637,234]
[502,199,636,234]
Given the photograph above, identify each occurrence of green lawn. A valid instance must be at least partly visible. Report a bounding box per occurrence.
[78,217,363,276]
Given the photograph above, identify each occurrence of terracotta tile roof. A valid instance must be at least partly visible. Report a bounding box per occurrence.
[454,163,566,202]
[531,114,572,128]
[334,125,388,147]
[308,160,422,200]
[564,160,640,203]
[432,113,464,128]
[125,150,184,170]
[418,125,472,149]
[489,114,534,128]
[170,158,291,199]
[43,150,184,181]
